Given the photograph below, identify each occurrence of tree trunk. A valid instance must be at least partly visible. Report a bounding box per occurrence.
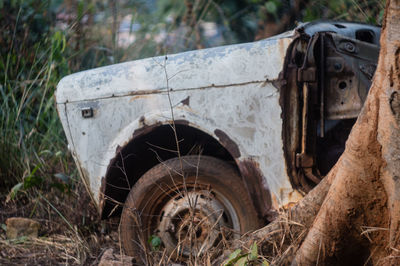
[222,1,400,265]
[293,0,400,264]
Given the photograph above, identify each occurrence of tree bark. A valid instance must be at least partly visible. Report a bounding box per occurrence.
[293,0,400,264]
[221,1,400,265]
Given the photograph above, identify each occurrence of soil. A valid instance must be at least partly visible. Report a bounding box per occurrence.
[0,180,120,265]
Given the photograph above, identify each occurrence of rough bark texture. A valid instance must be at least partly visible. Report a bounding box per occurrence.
[218,170,333,264]
[292,0,400,264]
[293,1,400,264]
[220,1,400,265]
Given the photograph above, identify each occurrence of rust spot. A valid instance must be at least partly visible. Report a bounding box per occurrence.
[131,121,162,140]
[238,159,274,222]
[129,95,152,102]
[278,39,286,60]
[127,88,164,96]
[214,129,241,158]
[139,116,146,127]
[173,119,190,126]
[181,96,190,106]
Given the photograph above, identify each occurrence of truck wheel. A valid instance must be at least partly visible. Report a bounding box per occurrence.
[120,155,260,262]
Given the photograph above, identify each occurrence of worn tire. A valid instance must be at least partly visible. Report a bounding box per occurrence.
[120,155,260,262]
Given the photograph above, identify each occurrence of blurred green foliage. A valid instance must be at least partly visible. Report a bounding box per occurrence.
[103,0,385,62]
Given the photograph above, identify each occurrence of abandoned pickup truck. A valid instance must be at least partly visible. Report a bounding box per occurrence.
[56,21,380,261]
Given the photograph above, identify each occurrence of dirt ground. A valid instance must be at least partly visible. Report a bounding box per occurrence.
[0,180,121,265]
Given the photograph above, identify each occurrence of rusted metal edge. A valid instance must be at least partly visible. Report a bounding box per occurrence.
[238,159,274,222]
[99,119,190,218]
[213,129,275,221]
[278,30,329,194]
[100,121,272,220]
[214,129,241,159]
[277,33,307,195]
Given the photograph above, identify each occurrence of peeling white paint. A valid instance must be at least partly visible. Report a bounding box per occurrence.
[56,32,301,212]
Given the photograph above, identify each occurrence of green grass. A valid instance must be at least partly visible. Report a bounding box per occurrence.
[0,10,71,193]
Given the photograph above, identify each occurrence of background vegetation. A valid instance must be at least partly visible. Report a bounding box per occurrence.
[0,0,385,264]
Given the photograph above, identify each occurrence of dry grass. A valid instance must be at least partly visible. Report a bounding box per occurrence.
[212,209,308,265]
[0,234,87,265]
[0,179,121,265]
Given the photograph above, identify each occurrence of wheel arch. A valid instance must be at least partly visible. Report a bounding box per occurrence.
[98,111,272,221]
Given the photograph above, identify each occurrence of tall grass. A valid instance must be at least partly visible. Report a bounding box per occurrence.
[0,2,71,192]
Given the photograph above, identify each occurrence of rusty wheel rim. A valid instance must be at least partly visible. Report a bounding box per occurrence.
[152,188,240,257]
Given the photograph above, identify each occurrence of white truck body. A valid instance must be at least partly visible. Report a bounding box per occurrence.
[56,30,301,211]
[56,21,380,222]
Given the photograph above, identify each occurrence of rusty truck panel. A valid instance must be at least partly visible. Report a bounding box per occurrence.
[56,32,298,215]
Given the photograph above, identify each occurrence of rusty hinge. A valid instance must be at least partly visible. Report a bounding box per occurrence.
[297,67,316,82]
